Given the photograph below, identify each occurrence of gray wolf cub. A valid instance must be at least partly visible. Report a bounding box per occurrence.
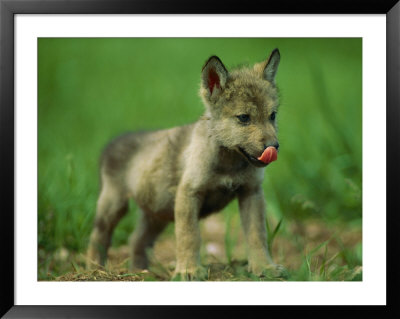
[87,49,284,280]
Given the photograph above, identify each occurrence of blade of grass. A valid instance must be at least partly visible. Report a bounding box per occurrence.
[267,218,283,254]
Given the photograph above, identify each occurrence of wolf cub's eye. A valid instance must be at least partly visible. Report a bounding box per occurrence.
[270,111,277,121]
[237,114,250,123]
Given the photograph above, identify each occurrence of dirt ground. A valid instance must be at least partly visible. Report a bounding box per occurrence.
[47,215,361,281]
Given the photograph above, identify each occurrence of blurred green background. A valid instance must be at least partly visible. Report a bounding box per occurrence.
[38,38,362,280]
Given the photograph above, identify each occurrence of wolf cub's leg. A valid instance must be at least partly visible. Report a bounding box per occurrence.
[129,211,167,270]
[173,184,206,280]
[238,186,286,278]
[86,178,128,269]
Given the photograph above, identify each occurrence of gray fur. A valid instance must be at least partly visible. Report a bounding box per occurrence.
[86,49,285,280]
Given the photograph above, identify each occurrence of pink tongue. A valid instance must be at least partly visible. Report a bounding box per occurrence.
[257,146,278,164]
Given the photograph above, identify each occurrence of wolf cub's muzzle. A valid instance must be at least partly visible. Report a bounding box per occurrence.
[238,142,279,168]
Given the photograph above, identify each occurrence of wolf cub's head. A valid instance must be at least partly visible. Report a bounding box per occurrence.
[200,49,281,168]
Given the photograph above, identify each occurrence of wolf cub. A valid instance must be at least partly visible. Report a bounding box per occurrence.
[87,49,284,280]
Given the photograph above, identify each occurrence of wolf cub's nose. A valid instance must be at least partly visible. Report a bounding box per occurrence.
[264,142,279,151]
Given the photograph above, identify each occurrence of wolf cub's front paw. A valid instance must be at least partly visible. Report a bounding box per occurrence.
[250,263,288,280]
[261,264,289,279]
[172,266,208,281]
[86,247,102,270]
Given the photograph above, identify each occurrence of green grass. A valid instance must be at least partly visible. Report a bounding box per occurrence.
[38,38,362,281]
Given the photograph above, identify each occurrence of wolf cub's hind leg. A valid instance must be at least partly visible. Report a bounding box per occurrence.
[86,177,128,269]
[129,211,168,270]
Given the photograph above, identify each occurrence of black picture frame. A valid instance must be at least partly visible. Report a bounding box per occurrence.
[1,0,399,318]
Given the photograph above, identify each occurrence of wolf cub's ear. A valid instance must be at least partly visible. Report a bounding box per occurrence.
[201,56,228,98]
[263,48,280,83]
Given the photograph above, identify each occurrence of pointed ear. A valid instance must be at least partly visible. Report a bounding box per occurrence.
[201,56,228,98]
[263,48,280,83]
